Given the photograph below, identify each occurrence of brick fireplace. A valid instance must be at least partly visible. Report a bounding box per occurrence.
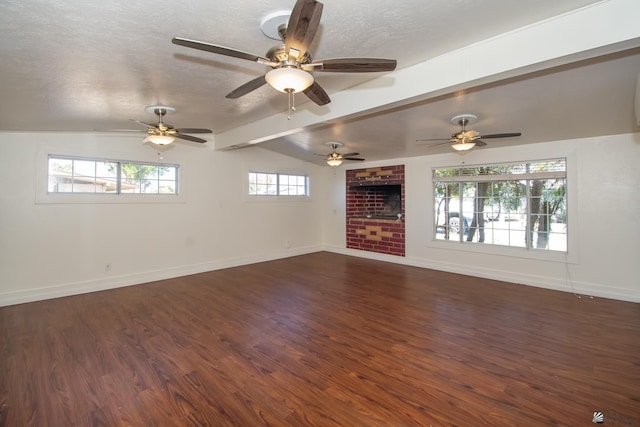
[346,165,405,256]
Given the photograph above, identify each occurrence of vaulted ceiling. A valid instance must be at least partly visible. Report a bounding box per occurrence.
[1,0,639,163]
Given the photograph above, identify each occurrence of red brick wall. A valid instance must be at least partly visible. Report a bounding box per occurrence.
[347,218,405,256]
[346,165,405,257]
[346,165,404,186]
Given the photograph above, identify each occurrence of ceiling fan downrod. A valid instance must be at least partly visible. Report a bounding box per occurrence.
[155,109,166,131]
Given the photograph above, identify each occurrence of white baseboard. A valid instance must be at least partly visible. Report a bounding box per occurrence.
[3,244,636,306]
[0,245,322,307]
[324,245,639,303]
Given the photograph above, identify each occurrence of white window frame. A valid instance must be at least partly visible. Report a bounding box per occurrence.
[36,151,183,204]
[247,171,310,198]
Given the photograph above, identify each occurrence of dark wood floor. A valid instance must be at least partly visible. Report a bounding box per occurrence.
[1,252,639,426]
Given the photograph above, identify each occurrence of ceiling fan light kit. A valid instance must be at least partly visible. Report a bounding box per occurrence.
[451,141,476,151]
[264,67,314,93]
[327,157,343,167]
[264,66,315,119]
[146,134,176,145]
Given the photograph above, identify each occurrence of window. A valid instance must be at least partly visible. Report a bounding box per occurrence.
[433,159,567,252]
[248,172,309,196]
[48,156,178,195]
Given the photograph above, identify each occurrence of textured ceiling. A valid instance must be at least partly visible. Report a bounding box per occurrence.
[1,0,639,162]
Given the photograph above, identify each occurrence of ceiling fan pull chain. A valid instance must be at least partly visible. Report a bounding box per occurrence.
[287,88,296,120]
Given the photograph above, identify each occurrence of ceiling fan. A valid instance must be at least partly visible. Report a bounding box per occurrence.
[172,0,397,118]
[417,114,521,152]
[129,105,212,145]
[318,142,365,167]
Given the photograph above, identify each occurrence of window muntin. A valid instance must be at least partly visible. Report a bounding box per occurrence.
[433,159,567,252]
[248,172,309,196]
[48,156,178,195]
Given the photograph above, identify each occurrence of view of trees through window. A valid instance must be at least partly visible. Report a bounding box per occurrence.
[48,156,178,194]
[433,159,567,251]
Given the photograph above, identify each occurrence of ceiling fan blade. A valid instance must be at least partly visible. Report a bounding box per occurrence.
[474,140,487,147]
[285,0,323,60]
[226,75,267,99]
[130,119,157,129]
[310,58,397,72]
[344,157,365,161]
[303,82,331,106]
[420,141,453,149]
[174,133,207,143]
[416,137,450,142]
[172,37,273,65]
[175,128,213,134]
[341,152,359,157]
[479,132,522,139]
[98,128,147,133]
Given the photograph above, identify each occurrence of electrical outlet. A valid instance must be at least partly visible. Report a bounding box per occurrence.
[105,263,111,272]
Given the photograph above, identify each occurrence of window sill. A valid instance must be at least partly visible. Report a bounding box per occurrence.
[427,237,577,264]
[35,193,184,205]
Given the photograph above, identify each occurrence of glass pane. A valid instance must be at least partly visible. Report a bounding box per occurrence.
[71,160,97,193]
[96,161,118,193]
[528,178,566,251]
[120,163,140,184]
[158,180,176,194]
[248,173,257,194]
[433,168,457,178]
[159,166,176,180]
[141,179,159,194]
[73,160,96,177]
[95,161,117,178]
[48,158,73,192]
[434,182,464,241]
[141,165,159,179]
[120,163,140,193]
[137,165,159,194]
[49,158,72,173]
[120,180,140,193]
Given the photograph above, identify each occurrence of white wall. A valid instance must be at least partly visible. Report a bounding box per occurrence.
[0,132,326,306]
[2,132,639,305]
[324,133,640,303]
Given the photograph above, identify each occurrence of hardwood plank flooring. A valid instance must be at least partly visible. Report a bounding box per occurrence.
[1,252,639,426]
